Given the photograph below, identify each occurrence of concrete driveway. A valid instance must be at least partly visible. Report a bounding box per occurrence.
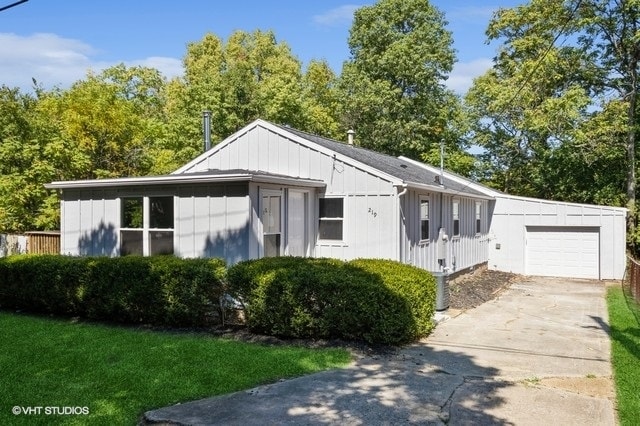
[143,276,616,425]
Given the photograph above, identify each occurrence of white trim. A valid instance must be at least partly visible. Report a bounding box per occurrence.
[419,195,430,243]
[317,195,346,245]
[259,189,284,258]
[399,155,501,198]
[175,119,405,187]
[452,198,460,238]
[399,155,627,213]
[46,171,325,190]
[118,195,175,256]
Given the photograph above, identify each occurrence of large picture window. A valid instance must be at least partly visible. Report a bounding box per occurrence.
[420,198,429,241]
[120,196,174,256]
[318,197,343,240]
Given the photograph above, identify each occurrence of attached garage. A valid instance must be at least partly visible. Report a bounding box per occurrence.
[525,226,600,279]
[487,194,626,280]
[401,160,628,281]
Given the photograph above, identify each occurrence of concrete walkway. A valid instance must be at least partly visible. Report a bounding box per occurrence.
[143,277,616,425]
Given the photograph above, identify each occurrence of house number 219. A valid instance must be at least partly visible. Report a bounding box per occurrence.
[368,207,377,218]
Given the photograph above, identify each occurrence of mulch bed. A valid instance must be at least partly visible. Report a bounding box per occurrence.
[449,269,519,310]
[212,269,519,356]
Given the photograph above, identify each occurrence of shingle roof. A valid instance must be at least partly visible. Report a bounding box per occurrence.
[277,124,490,198]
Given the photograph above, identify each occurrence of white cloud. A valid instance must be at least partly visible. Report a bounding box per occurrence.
[126,56,184,81]
[313,4,361,27]
[447,58,493,94]
[0,33,183,92]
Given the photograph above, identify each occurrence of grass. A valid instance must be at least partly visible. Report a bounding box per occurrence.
[0,311,351,425]
[607,286,640,426]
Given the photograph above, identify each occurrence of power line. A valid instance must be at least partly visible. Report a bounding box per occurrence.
[505,0,583,106]
[0,0,28,13]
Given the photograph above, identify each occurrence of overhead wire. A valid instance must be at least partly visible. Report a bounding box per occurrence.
[504,0,584,106]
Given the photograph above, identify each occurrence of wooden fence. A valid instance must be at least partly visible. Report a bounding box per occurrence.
[26,231,60,255]
[0,232,60,256]
[626,255,640,304]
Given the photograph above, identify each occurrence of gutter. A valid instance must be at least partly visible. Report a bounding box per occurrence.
[45,173,326,190]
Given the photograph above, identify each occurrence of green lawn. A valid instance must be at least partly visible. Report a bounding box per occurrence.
[607,286,640,426]
[0,311,351,425]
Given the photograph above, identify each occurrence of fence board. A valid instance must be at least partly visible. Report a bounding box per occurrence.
[626,255,640,304]
[26,232,60,255]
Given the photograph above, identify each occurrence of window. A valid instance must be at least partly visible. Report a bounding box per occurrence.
[318,197,343,240]
[420,198,429,241]
[121,197,143,255]
[475,201,482,234]
[149,197,174,255]
[453,200,460,237]
[120,196,174,256]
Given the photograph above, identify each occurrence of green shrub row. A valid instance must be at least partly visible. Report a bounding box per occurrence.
[0,255,226,327]
[227,257,436,345]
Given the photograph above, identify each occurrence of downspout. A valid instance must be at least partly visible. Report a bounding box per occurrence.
[395,183,408,264]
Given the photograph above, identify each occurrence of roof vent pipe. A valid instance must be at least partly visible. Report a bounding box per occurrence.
[202,110,212,152]
[347,129,355,145]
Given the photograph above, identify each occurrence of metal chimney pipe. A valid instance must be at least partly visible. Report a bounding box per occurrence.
[347,129,355,146]
[202,110,211,152]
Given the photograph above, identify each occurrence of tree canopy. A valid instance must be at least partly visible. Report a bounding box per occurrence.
[1,0,639,250]
[339,0,472,173]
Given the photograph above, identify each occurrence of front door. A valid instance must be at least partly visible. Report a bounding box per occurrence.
[287,190,308,256]
[261,193,282,257]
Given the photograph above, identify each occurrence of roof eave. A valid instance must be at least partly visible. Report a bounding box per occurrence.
[404,181,495,200]
[45,173,325,190]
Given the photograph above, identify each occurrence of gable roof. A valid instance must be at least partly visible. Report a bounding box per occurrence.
[273,123,492,199]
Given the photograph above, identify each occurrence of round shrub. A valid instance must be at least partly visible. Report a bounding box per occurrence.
[227,257,436,345]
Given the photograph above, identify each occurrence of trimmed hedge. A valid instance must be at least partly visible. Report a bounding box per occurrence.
[227,257,436,345]
[0,255,226,327]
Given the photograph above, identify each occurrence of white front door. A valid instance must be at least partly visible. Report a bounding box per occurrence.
[287,190,308,256]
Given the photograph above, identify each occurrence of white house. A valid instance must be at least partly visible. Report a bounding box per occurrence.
[46,119,627,280]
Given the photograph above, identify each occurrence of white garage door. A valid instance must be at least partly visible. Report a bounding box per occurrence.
[525,226,600,279]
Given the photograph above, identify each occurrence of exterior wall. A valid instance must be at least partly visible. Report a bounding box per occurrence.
[183,125,401,263]
[60,189,119,256]
[488,195,627,280]
[174,183,251,264]
[401,189,489,273]
[59,184,253,266]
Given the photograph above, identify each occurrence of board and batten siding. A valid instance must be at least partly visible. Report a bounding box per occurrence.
[60,189,119,256]
[401,189,489,273]
[182,125,394,195]
[181,124,401,263]
[59,184,253,266]
[174,183,251,264]
[488,195,627,280]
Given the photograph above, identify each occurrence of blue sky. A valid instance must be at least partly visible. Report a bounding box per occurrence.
[0,0,523,94]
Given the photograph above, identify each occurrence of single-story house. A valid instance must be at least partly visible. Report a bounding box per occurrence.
[46,119,627,280]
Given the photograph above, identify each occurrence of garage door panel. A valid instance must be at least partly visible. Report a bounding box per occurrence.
[525,226,599,279]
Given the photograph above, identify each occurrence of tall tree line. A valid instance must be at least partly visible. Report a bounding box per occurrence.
[1,0,639,252]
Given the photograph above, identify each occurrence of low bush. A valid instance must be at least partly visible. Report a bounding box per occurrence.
[227,257,436,345]
[0,255,226,327]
